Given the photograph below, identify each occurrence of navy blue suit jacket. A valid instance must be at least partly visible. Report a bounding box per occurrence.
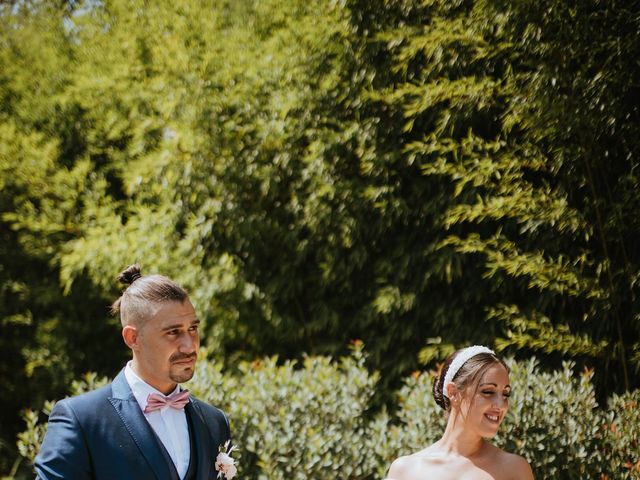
[34,370,230,480]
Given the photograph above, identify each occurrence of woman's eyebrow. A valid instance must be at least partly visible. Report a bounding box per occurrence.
[478,382,512,389]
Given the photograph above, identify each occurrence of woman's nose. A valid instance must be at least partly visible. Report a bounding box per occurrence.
[493,395,507,409]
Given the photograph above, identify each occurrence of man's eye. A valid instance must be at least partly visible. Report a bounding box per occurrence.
[168,330,179,336]
[189,325,199,332]
[481,390,495,395]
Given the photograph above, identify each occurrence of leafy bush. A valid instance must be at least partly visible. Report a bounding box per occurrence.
[191,345,389,480]
[17,352,640,479]
[600,390,640,479]
[496,359,603,477]
[383,370,448,461]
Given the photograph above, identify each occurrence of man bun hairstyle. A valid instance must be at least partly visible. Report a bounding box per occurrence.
[111,264,189,327]
[432,347,508,411]
[118,264,143,285]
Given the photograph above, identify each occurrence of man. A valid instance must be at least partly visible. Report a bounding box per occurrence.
[35,265,231,480]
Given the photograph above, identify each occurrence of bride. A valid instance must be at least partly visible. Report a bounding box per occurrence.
[386,346,534,480]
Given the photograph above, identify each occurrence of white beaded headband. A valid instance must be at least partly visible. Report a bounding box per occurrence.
[442,345,495,399]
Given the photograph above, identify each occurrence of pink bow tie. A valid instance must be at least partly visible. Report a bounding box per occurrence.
[144,390,190,413]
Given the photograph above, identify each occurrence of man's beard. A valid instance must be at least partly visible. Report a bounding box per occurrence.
[170,368,195,383]
[169,352,197,383]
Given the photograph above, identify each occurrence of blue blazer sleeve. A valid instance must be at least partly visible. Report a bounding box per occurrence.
[35,399,92,480]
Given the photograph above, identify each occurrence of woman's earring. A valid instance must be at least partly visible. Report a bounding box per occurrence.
[447,384,458,404]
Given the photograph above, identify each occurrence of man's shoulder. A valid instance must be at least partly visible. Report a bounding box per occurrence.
[189,396,227,420]
[54,383,114,414]
[189,396,230,434]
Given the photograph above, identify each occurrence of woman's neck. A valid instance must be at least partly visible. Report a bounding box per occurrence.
[435,415,486,458]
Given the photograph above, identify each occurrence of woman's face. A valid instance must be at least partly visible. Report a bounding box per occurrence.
[460,363,511,438]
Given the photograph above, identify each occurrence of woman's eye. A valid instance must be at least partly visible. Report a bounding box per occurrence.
[481,390,495,395]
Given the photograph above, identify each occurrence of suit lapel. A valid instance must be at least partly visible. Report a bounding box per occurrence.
[185,401,213,480]
[108,370,173,480]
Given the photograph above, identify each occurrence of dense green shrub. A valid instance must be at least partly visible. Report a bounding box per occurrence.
[16,352,640,479]
[600,390,640,479]
[190,345,389,480]
[383,370,448,459]
[496,359,603,476]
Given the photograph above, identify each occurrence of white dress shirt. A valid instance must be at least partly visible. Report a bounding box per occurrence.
[124,362,191,478]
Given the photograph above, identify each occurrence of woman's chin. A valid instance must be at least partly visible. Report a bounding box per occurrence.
[479,422,501,438]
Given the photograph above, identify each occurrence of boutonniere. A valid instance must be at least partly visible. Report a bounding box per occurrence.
[215,440,238,479]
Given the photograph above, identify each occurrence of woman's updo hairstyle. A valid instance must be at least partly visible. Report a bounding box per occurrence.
[111,264,189,327]
[432,348,508,411]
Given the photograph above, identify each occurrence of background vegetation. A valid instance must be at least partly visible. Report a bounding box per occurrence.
[1,0,639,477]
[16,349,640,479]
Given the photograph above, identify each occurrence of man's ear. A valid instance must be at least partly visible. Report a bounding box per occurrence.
[122,325,139,350]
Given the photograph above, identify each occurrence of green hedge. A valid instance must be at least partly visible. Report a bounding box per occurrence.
[17,349,640,479]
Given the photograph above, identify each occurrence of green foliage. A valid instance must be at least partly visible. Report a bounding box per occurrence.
[16,353,640,479]
[2,0,640,474]
[600,391,640,479]
[0,119,126,473]
[496,359,602,476]
[193,345,388,480]
[15,401,54,471]
[375,0,640,394]
[384,370,448,456]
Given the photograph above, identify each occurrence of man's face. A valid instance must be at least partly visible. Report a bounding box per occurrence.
[127,299,200,394]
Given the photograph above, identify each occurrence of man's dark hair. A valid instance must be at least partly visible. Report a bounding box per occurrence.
[111,264,189,327]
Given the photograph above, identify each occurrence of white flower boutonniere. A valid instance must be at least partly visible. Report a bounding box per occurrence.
[215,440,238,479]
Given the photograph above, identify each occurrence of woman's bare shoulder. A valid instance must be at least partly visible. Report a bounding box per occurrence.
[479,443,533,479]
[388,453,430,478]
[387,455,414,479]
[498,449,534,479]
[386,447,449,480]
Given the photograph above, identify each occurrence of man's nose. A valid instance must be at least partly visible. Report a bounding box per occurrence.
[179,331,198,352]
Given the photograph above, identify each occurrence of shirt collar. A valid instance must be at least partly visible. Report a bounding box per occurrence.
[124,361,181,413]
